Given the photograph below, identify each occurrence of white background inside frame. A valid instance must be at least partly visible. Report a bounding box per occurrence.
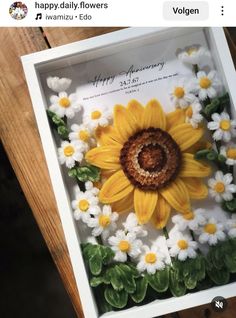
[26,27,236,317]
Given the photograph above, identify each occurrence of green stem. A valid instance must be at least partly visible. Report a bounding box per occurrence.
[163,227,169,240]
[193,64,199,74]
[97,235,103,245]
[190,230,195,241]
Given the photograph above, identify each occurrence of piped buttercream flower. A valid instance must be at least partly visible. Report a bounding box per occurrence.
[108,230,142,262]
[49,91,81,118]
[170,78,196,108]
[69,124,95,151]
[87,205,118,240]
[208,170,236,203]
[226,215,236,238]
[58,140,85,168]
[185,101,203,128]
[190,70,220,100]
[177,46,210,65]
[172,208,206,231]
[167,233,198,261]
[207,112,236,142]
[86,99,211,227]
[72,188,100,223]
[122,213,147,237]
[47,76,72,93]
[220,144,236,166]
[83,106,111,131]
[198,217,226,246]
[137,245,166,274]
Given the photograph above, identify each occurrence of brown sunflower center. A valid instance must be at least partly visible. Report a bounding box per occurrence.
[120,128,181,190]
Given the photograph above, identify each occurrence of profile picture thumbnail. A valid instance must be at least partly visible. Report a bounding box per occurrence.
[9,2,28,20]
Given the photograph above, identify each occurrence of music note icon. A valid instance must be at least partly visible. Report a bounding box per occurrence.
[35,13,42,20]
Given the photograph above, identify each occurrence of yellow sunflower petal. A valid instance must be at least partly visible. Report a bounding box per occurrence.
[183,177,208,199]
[141,99,166,130]
[111,190,134,213]
[99,170,134,203]
[166,109,185,131]
[160,178,190,213]
[152,196,171,229]
[168,123,204,151]
[95,125,123,146]
[127,100,144,124]
[113,105,139,142]
[179,153,211,178]
[85,146,121,170]
[134,188,158,224]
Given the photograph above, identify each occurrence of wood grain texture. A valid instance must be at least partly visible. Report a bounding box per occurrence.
[0,27,235,318]
[43,27,124,46]
[0,27,83,318]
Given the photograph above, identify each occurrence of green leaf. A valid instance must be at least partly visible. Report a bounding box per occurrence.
[57,125,69,139]
[109,267,124,291]
[101,246,115,265]
[222,198,236,213]
[89,247,103,276]
[203,98,220,117]
[169,268,186,297]
[225,252,236,273]
[147,267,169,293]
[76,165,101,182]
[104,287,128,309]
[68,168,78,178]
[218,154,227,163]
[116,265,136,294]
[194,149,210,160]
[207,267,230,285]
[90,276,105,287]
[184,274,197,290]
[130,277,148,303]
[206,150,218,161]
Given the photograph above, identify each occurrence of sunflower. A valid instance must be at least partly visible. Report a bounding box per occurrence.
[85,99,211,228]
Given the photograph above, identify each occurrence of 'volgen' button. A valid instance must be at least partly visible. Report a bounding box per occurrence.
[163,1,209,20]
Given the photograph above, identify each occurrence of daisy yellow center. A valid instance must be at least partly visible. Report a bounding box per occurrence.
[220,120,231,131]
[177,240,188,250]
[78,199,89,212]
[185,106,193,118]
[199,77,211,89]
[174,87,185,99]
[120,128,181,190]
[214,181,225,193]
[63,145,74,157]
[98,215,111,228]
[145,252,157,264]
[79,130,90,142]
[59,97,71,108]
[227,148,236,159]
[187,47,198,55]
[204,223,217,234]
[91,110,102,120]
[118,240,130,252]
[183,212,194,220]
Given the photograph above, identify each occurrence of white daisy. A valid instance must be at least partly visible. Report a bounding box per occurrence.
[208,171,236,203]
[177,46,210,65]
[220,144,236,166]
[49,91,81,119]
[122,213,147,238]
[83,106,111,131]
[198,217,226,246]
[108,230,142,262]
[169,78,196,108]
[84,181,99,195]
[58,140,86,168]
[190,70,220,101]
[47,76,72,93]
[185,100,203,128]
[172,209,206,231]
[207,112,236,142]
[167,233,198,261]
[72,188,100,223]
[88,205,118,240]
[137,245,166,274]
[226,215,236,238]
[69,124,95,151]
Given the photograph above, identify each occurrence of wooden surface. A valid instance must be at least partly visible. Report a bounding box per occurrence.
[0,27,235,318]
